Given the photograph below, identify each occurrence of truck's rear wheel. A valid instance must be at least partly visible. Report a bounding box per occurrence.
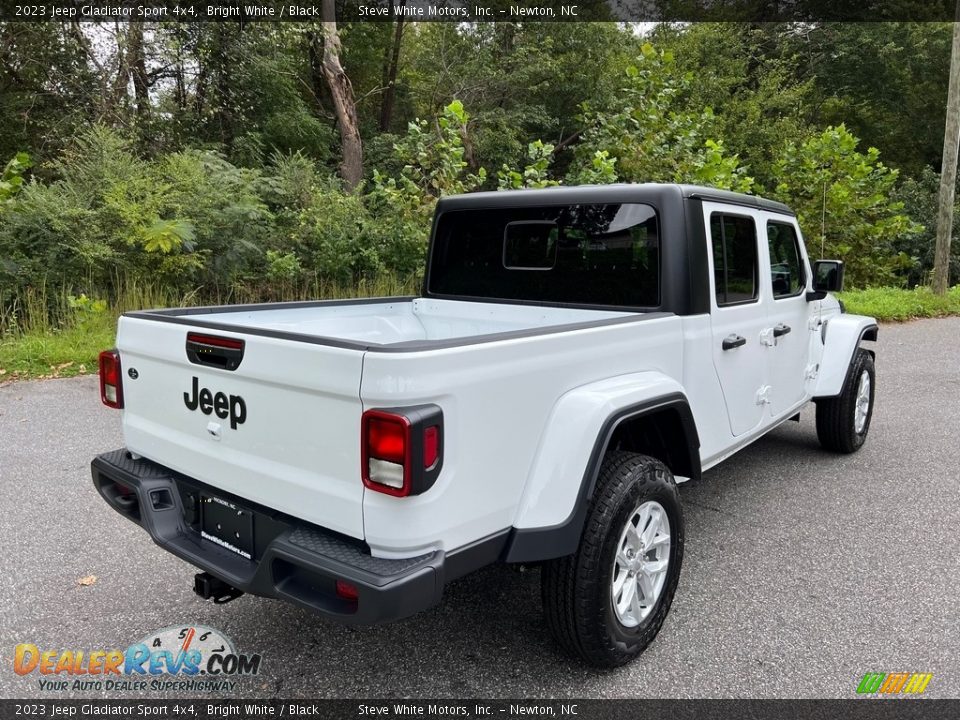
[816,348,875,453]
[541,452,684,668]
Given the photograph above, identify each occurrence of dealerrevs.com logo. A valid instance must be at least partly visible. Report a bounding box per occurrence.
[856,672,933,696]
[13,625,262,693]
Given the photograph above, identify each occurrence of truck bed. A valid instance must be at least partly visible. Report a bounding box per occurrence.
[129,297,639,349]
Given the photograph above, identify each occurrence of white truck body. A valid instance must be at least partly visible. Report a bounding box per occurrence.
[93,184,877,654]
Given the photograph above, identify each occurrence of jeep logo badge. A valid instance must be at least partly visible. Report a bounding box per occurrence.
[184,376,247,430]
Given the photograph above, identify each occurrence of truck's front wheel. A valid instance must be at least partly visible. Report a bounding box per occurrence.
[815,348,875,453]
[541,452,684,668]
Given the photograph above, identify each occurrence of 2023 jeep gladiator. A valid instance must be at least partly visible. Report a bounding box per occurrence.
[92,184,877,667]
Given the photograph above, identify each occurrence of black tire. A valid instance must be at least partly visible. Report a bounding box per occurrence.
[541,452,684,668]
[816,348,875,453]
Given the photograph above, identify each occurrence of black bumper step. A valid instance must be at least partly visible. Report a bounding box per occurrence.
[91,449,444,624]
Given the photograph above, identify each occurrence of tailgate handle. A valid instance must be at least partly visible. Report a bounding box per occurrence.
[186,333,245,371]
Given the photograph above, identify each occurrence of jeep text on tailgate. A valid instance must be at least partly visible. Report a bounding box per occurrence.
[92,184,877,667]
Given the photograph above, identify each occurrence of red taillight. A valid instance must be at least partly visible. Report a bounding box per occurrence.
[362,410,411,496]
[335,579,358,602]
[99,350,123,409]
[423,426,439,469]
[367,415,407,464]
[361,406,443,498]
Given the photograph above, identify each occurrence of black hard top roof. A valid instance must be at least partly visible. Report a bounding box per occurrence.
[435,183,795,216]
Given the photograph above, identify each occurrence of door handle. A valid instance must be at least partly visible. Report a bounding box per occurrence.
[722,334,747,350]
[773,323,791,338]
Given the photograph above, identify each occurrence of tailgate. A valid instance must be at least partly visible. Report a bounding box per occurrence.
[115,315,365,539]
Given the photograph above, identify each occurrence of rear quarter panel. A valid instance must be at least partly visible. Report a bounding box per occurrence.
[359,314,683,556]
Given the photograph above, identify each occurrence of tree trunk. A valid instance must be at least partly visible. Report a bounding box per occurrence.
[320,0,363,192]
[109,24,130,116]
[306,31,327,115]
[933,17,960,295]
[127,22,150,129]
[378,7,406,132]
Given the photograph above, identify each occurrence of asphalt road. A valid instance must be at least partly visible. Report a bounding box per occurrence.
[1,318,959,700]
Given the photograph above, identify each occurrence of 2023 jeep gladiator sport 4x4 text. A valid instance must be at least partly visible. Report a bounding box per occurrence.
[92,184,877,667]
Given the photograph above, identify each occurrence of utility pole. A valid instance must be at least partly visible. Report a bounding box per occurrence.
[933,17,960,294]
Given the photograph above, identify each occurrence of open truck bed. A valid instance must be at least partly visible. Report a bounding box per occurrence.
[126,297,639,349]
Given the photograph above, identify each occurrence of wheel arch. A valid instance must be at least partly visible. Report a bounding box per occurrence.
[814,315,878,398]
[504,384,700,564]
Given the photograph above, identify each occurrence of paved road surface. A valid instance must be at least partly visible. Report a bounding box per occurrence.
[1,318,958,699]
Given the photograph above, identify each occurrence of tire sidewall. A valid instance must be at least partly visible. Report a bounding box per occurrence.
[847,351,875,449]
[593,461,683,657]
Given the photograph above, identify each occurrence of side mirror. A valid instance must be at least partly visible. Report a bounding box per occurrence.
[806,259,844,301]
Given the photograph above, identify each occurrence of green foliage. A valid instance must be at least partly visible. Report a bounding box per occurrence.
[2,23,956,338]
[651,24,814,190]
[1,153,33,202]
[772,125,919,287]
[392,100,487,200]
[570,43,754,191]
[140,219,195,254]
[576,151,619,185]
[67,293,107,315]
[497,141,560,190]
[838,286,960,321]
[893,167,960,287]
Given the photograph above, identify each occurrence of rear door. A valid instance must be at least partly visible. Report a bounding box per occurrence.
[116,316,367,539]
[704,203,770,438]
[761,216,814,418]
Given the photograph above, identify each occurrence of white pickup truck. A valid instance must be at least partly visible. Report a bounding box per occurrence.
[92,184,877,667]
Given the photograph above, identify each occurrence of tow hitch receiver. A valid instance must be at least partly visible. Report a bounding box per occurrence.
[194,572,244,604]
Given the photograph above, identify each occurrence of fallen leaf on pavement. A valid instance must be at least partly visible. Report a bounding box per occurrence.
[77,575,97,587]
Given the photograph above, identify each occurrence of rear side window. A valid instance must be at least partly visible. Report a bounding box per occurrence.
[710,213,758,306]
[767,221,805,298]
[428,203,660,308]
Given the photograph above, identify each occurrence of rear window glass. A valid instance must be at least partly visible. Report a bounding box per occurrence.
[504,222,558,269]
[428,203,660,308]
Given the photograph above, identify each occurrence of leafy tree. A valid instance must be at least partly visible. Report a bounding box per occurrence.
[651,23,814,189]
[0,153,31,202]
[796,23,952,178]
[497,140,560,190]
[894,167,960,287]
[570,43,754,192]
[772,124,919,287]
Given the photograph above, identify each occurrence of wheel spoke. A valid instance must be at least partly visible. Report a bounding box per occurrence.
[643,558,668,576]
[612,568,628,598]
[637,572,655,605]
[640,507,661,546]
[617,575,636,615]
[647,532,670,549]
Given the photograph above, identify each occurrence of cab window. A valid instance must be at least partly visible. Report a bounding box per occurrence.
[767,221,805,298]
[710,213,759,306]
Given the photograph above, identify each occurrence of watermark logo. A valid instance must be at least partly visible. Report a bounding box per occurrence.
[12,625,262,693]
[856,672,933,695]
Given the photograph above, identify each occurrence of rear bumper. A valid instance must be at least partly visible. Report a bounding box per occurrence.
[91,449,479,625]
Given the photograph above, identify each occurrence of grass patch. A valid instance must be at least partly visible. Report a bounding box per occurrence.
[0,313,115,382]
[838,286,960,321]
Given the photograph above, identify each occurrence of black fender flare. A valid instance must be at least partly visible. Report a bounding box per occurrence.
[503,393,700,563]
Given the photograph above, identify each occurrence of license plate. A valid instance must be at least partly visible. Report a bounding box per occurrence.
[200,495,254,560]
